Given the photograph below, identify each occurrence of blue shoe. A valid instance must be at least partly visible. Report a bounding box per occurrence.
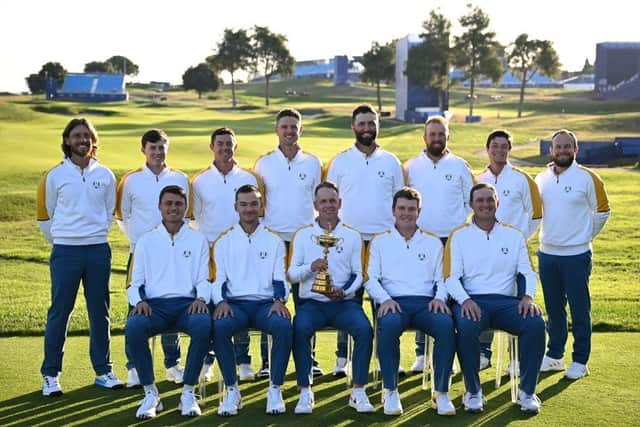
[95,371,124,389]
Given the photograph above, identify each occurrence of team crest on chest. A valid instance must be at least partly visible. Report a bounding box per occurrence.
[418,253,426,261]
[183,250,191,258]
[259,250,268,259]
[92,181,103,189]
[564,186,572,193]
[445,174,452,181]
[501,247,509,255]
[298,172,306,180]
[377,171,385,178]
[335,245,344,254]
[502,189,510,197]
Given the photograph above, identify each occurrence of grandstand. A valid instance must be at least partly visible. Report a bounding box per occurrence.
[46,73,128,102]
[595,42,640,99]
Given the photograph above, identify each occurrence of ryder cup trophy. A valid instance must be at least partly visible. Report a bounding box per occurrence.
[310,229,343,295]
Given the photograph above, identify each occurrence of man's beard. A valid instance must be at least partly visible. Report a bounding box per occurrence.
[551,153,575,167]
[427,141,446,157]
[355,130,377,146]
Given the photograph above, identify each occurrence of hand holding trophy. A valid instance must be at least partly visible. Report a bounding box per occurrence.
[310,225,343,295]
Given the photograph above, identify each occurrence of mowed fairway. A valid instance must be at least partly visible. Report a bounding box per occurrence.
[0,80,639,425]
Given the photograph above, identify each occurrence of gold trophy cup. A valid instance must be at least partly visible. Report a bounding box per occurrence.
[310,230,343,295]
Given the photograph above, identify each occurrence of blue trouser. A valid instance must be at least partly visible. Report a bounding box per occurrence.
[454,294,545,395]
[213,300,292,386]
[293,299,373,387]
[378,297,455,392]
[41,243,113,377]
[125,297,211,386]
[538,250,593,364]
[233,330,269,366]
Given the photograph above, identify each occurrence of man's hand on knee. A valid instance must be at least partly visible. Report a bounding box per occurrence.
[188,298,209,314]
[377,299,401,318]
[130,301,152,316]
[518,295,541,318]
[213,301,234,320]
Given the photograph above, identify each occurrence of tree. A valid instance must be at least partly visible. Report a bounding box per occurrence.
[581,58,594,74]
[251,25,294,106]
[453,4,503,118]
[105,56,139,76]
[84,61,114,73]
[507,34,561,118]
[405,9,452,111]
[182,63,219,99]
[207,28,252,107]
[25,62,66,94]
[360,41,395,113]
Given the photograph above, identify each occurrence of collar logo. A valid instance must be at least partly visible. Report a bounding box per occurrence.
[299,172,306,180]
[259,250,268,259]
[501,247,509,255]
[378,171,385,178]
[502,189,510,197]
[445,174,452,181]
[418,253,426,261]
[564,186,572,193]
[183,250,191,258]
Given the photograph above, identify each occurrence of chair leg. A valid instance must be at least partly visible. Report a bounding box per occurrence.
[346,334,353,389]
[509,335,519,403]
[495,331,505,388]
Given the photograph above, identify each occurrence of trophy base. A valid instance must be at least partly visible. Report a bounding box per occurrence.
[311,285,334,296]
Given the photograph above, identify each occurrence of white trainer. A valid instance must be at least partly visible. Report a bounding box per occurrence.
[333,357,348,378]
[266,385,286,414]
[95,371,124,389]
[294,388,314,414]
[434,392,456,416]
[136,390,163,419]
[517,390,541,413]
[383,389,403,415]
[311,365,324,377]
[200,362,213,382]
[218,386,242,416]
[540,355,565,372]
[479,354,491,370]
[349,388,375,413]
[166,364,184,384]
[462,391,484,413]
[238,363,255,381]
[258,365,271,378]
[565,362,589,380]
[411,355,425,373]
[42,375,62,397]
[126,368,141,388]
[178,389,201,417]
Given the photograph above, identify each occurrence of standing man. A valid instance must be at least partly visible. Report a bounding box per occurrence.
[366,187,456,416]
[125,185,212,419]
[404,115,474,372]
[37,117,122,396]
[190,127,263,381]
[211,185,292,416]
[475,129,542,369]
[254,108,323,377]
[289,181,374,414]
[325,104,405,375]
[536,129,610,380]
[445,183,546,414]
[115,129,188,387]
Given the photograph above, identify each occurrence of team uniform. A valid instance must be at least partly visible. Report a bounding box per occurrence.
[366,228,455,393]
[535,160,610,367]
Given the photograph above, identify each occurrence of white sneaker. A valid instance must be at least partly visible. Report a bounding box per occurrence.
[218,386,242,416]
[95,371,124,389]
[463,391,484,413]
[166,364,184,384]
[238,363,255,381]
[312,365,324,377]
[398,365,406,377]
[136,390,163,419]
[333,357,348,378]
[517,390,541,413]
[433,392,456,416]
[126,368,141,388]
[179,389,201,417]
[565,362,589,380]
[294,388,314,414]
[540,355,565,372]
[42,375,62,397]
[349,388,375,413]
[411,355,425,373]
[479,354,491,370]
[266,385,286,414]
[383,389,403,415]
[200,362,213,382]
[258,365,270,378]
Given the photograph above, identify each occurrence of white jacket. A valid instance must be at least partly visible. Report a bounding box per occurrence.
[127,222,210,305]
[115,164,189,251]
[37,157,115,245]
[444,220,538,305]
[288,221,364,302]
[210,223,287,304]
[535,161,610,255]
[366,227,447,305]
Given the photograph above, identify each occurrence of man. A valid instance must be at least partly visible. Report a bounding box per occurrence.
[211,185,292,416]
[366,187,456,416]
[536,129,610,380]
[125,185,212,419]
[475,129,542,369]
[288,181,374,414]
[404,115,474,372]
[254,108,323,377]
[115,129,188,388]
[445,183,545,414]
[37,117,122,396]
[325,104,404,375]
[190,127,263,381]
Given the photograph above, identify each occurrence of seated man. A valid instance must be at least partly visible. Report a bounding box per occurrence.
[288,181,374,414]
[125,185,212,419]
[445,183,545,414]
[366,187,456,416]
[211,184,292,416]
